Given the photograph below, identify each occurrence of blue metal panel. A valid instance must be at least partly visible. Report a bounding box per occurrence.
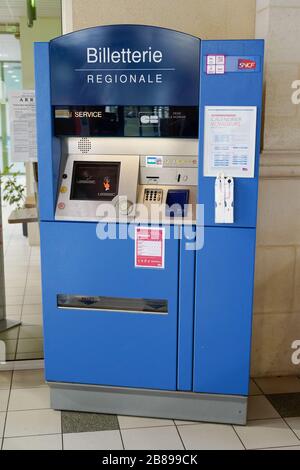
[177,229,196,391]
[193,227,256,395]
[34,43,61,221]
[198,40,264,228]
[49,25,200,106]
[40,221,180,391]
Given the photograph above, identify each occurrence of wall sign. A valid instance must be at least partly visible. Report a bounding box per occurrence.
[8,90,37,162]
[135,227,165,269]
[50,25,200,106]
[203,106,257,178]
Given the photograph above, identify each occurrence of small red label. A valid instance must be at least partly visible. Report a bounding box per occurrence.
[58,202,65,210]
[238,59,256,70]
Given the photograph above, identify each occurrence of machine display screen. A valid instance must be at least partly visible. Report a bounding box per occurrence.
[54,105,198,138]
[70,162,120,201]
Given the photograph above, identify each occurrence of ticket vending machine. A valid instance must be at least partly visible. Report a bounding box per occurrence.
[35,25,264,424]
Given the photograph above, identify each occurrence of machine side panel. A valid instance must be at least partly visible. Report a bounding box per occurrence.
[177,230,196,391]
[34,42,61,221]
[193,227,256,395]
[198,40,264,228]
[40,221,179,391]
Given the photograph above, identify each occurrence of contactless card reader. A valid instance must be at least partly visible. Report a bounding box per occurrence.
[165,189,189,217]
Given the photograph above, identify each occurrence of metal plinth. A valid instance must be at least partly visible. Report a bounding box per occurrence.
[49,381,248,425]
[0,319,21,333]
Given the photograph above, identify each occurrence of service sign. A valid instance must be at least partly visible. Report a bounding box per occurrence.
[50,25,200,106]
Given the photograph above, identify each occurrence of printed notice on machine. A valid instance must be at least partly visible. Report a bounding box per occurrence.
[8,90,37,162]
[203,106,257,178]
[135,227,165,269]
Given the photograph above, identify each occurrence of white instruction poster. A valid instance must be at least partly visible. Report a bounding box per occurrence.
[8,90,37,162]
[203,106,257,178]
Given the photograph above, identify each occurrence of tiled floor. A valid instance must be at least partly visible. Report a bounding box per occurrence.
[0,371,299,450]
[0,202,43,361]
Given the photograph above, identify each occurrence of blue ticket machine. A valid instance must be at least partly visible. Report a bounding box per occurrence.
[35,25,264,424]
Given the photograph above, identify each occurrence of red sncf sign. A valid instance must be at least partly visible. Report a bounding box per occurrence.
[238,59,256,70]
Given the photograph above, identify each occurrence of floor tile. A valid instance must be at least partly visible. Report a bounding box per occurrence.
[5,409,61,437]
[249,379,263,396]
[234,418,300,450]
[178,423,244,450]
[23,295,42,305]
[285,417,300,439]
[122,425,183,450]
[8,387,50,411]
[0,389,9,412]
[266,393,300,418]
[118,415,174,429]
[16,338,44,354]
[0,412,5,437]
[5,286,25,296]
[62,411,119,434]
[22,304,42,315]
[6,296,24,306]
[3,434,62,450]
[265,446,300,450]
[63,430,123,450]
[255,376,300,395]
[247,395,280,420]
[5,305,22,316]
[174,420,200,425]
[19,325,43,339]
[16,352,43,360]
[0,371,12,390]
[12,369,46,389]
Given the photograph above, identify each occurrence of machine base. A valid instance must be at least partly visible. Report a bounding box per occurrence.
[49,382,248,425]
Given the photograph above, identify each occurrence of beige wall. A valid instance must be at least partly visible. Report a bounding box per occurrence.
[20,17,61,88]
[71,0,256,39]
[251,0,300,377]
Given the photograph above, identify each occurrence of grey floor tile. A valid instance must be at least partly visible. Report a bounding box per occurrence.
[12,369,46,389]
[0,389,9,412]
[0,412,5,437]
[3,434,62,450]
[5,409,61,437]
[118,415,174,429]
[178,423,244,450]
[8,387,50,411]
[247,395,280,420]
[266,393,300,418]
[63,430,123,450]
[122,425,183,450]
[285,417,300,439]
[62,411,119,434]
[0,371,12,390]
[234,418,300,450]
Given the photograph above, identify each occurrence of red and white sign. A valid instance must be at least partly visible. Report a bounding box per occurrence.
[238,59,256,70]
[135,227,165,269]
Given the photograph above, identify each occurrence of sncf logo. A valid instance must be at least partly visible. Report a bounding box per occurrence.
[238,59,256,70]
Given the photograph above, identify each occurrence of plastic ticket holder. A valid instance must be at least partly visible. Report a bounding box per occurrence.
[165,189,190,217]
[215,174,234,224]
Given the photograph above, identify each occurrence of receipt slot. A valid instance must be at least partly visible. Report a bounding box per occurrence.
[35,25,264,424]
